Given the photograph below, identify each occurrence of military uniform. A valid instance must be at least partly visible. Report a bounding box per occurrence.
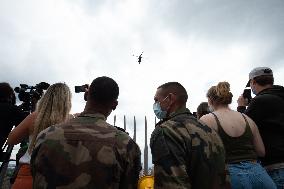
[31,113,141,189]
[150,108,230,189]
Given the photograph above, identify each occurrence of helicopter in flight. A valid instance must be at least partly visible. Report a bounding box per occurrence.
[133,51,144,64]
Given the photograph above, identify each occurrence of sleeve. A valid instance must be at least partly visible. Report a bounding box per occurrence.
[244,97,264,125]
[120,140,142,189]
[30,129,47,178]
[150,125,192,188]
[30,127,58,189]
[30,132,45,188]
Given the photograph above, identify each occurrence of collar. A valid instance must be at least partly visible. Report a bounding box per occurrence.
[78,113,107,121]
[156,107,191,126]
[169,107,191,118]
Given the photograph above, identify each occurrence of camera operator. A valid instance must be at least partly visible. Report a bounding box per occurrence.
[0,82,26,155]
[237,67,284,189]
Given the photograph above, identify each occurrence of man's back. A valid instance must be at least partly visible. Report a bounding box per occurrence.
[150,108,229,189]
[31,113,141,189]
[245,85,284,165]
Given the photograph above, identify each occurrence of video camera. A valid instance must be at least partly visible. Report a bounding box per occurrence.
[14,82,50,113]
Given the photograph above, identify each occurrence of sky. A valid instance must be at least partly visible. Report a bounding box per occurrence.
[1,0,284,169]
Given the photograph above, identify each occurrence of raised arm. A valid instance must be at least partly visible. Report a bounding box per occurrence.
[7,112,36,145]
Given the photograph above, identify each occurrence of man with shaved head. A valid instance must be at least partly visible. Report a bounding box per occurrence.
[151,82,230,189]
[31,76,141,189]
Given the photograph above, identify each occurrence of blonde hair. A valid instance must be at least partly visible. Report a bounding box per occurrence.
[206,81,233,105]
[28,83,71,153]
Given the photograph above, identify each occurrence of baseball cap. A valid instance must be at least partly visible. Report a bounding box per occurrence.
[246,67,273,87]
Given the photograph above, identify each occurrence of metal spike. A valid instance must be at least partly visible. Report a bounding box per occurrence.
[144,116,148,175]
[124,115,126,130]
[133,116,136,142]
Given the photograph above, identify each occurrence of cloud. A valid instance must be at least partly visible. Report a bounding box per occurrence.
[149,0,284,67]
[1,0,284,168]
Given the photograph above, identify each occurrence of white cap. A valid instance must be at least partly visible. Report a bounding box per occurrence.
[246,67,273,87]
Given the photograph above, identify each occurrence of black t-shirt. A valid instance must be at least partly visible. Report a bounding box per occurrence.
[0,102,26,149]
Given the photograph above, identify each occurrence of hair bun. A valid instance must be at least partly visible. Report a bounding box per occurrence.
[216,82,230,97]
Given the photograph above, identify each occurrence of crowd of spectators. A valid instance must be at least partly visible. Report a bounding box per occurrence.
[0,66,283,189]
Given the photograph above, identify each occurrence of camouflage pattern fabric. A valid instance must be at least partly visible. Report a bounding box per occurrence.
[31,113,141,189]
[150,108,231,189]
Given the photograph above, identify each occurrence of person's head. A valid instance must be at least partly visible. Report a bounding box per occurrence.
[196,102,210,119]
[206,81,233,110]
[29,82,72,153]
[85,76,119,117]
[246,67,274,95]
[153,82,188,119]
[0,82,16,104]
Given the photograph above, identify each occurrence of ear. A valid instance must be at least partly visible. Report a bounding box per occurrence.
[169,93,177,104]
[111,100,118,110]
[251,79,257,86]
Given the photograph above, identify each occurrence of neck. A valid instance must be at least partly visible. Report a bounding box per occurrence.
[214,104,230,111]
[83,102,111,118]
[168,104,186,116]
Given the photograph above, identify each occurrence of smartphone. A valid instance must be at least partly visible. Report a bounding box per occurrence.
[243,89,252,103]
[75,84,88,93]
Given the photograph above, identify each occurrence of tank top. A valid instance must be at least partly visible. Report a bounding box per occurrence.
[19,135,32,164]
[211,112,257,163]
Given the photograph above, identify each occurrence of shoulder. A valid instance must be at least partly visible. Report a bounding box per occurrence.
[34,124,64,147]
[115,129,140,149]
[200,113,215,126]
[152,114,218,143]
[242,113,257,129]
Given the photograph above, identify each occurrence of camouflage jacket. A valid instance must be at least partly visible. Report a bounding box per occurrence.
[31,113,141,189]
[150,108,230,189]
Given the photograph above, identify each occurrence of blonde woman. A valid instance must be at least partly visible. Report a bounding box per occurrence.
[200,81,276,189]
[7,83,72,189]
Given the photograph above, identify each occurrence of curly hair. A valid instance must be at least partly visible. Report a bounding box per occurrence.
[28,83,71,153]
[207,81,233,105]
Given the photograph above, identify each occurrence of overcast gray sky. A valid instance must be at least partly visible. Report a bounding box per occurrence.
[1,0,284,167]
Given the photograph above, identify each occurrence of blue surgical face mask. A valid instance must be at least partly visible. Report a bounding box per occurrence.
[250,80,258,95]
[153,102,167,119]
[153,96,169,119]
[251,87,257,95]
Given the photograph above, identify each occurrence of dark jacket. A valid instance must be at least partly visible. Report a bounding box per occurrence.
[0,103,26,150]
[239,85,284,166]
